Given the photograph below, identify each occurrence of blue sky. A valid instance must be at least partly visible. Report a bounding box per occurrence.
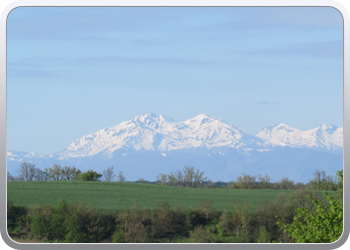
[7,7,343,155]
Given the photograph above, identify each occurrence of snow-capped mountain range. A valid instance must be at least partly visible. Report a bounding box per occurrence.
[256,123,343,151]
[56,113,343,158]
[58,113,264,159]
[7,113,343,183]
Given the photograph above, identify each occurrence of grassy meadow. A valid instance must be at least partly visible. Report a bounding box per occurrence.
[7,181,332,212]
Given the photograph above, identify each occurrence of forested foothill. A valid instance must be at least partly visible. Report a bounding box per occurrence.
[7,162,343,243]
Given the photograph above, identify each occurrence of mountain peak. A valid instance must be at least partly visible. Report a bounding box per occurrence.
[133,113,157,122]
[195,113,212,119]
[318,124,339,133]
[256,122,342,150]
[266,123,294,130]
[132,113,174,125]
[184,114,218,126]
[276,123,289,128]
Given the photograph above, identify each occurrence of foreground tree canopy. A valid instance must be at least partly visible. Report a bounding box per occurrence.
[276,170,343,243]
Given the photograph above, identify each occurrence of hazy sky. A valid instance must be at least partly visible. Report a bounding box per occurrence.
[7,7,343,155]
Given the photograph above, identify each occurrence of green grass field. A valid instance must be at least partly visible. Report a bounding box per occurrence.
[7,181,333,212]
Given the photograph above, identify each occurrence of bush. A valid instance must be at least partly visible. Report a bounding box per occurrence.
[277,193,343,243]
[30,200,115,243]
[112,229,125,243]
[30,205,55,240]
[188,225,219,243]
[7,199,25,231]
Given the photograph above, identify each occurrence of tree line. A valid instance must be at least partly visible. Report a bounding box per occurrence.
[155,167,340,191]
[8,162,341,192]
[7,162,126,182]
[7,172,343,243]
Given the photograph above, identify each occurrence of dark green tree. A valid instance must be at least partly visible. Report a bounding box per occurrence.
[78,170,102,181]
[61,166,81,181]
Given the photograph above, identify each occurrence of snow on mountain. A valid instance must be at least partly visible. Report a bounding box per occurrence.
[8,115,343,163]
[57,113,263,159]
[7,115,343,183]
[256,123,343,151]
[160,114,261,151]
[7,151,47,162]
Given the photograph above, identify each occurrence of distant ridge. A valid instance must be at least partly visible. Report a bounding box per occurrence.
[256,123,343,151]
